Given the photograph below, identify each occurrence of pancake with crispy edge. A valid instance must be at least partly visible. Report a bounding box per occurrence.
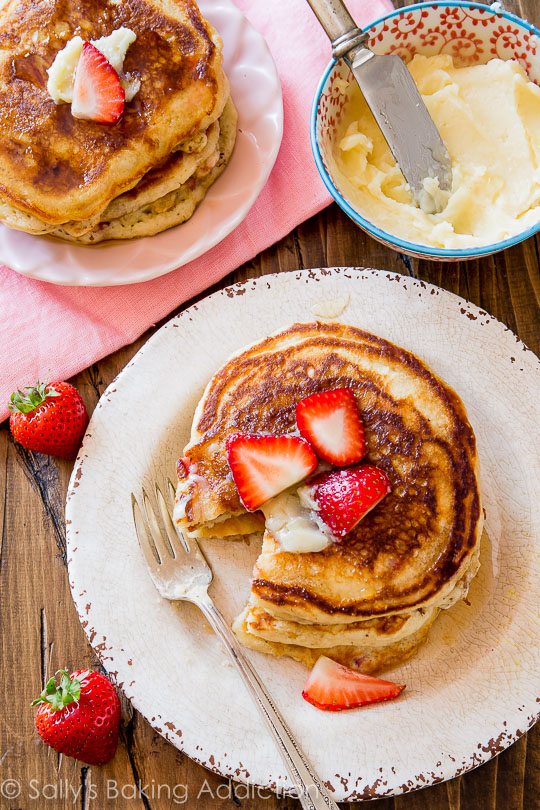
[174,320,482,621]
[232,540,481,672]
[59,117,221,237]
[232,605,438,674]
[0,0,228,227]
[52,96,237,242]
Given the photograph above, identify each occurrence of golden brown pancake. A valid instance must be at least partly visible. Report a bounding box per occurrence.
[0,0,228,226]
[51,95,237,242]
[56,117,222,237]
[238,602,439,649]
[232,604,438,674]
[174,321,482,671]
[234,538,480,672]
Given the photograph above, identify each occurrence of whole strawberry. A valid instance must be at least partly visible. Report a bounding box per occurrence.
[9,381,89,460]
[32,669,121,765]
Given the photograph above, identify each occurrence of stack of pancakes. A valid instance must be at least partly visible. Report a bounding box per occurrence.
[175,322,483,674]
[0,0,236,242]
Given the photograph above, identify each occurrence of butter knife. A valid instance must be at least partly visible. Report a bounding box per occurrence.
[307,0,452,212]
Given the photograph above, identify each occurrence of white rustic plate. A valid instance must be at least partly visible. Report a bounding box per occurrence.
[66,269,540,801]
[0,0,283,286]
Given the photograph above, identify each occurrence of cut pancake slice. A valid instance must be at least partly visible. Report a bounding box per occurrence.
[231,534,482,672]
[248,507,483,626]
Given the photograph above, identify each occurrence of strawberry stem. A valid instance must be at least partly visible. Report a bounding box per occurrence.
[31,670,81,711]
[9,382,60,415]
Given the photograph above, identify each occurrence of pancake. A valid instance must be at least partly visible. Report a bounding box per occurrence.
[249,542,480,636]
[174,320,482,671]
[238,602,439,648]
[52,96,237,242]
[232,605,437,674]
[58,117,221,237]
[0,0,228,226]
[234,539,481,672]
[247,519,481,626]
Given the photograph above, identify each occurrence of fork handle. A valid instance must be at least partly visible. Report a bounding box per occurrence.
[197,596,340,810]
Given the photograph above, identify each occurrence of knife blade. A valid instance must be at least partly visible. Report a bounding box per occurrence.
[347,47,452,212]
[306,0,452,213]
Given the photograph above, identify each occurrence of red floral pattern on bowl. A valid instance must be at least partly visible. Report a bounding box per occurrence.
[314,2,540,260]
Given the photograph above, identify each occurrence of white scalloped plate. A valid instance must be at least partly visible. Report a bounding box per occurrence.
[0,0,282,286]
[66,269,540,801]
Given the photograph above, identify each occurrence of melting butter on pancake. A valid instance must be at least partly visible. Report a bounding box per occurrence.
[0,0,229,229]
[174,321,483,673]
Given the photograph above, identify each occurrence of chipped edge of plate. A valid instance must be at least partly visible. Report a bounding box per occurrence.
[65,268,540,800]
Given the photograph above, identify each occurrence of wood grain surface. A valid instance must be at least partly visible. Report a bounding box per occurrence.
[1,0,539,807]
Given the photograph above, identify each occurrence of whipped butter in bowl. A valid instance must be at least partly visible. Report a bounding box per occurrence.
[312,1,540,260]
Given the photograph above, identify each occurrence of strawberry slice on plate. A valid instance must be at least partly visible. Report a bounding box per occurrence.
[310,464,391,539]
[226,434,318,511]
[296,387,366,466]
[302,656,405,712]
[176,456,191,479]
[72,41,125,124]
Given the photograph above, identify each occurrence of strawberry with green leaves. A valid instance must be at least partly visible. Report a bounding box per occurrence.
[32,669,121,765]
[9,381,89,460]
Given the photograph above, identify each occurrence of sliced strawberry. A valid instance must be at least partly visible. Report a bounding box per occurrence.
[296,388,366,466]
[302,656,405,711]
[226,434,318,511]
[310,464,391,539]
[176,456,191,480]
[71,42,125,124]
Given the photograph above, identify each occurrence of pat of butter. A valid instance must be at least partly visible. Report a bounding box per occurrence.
[47,36,85,103]
[416,176,451,217]
[92,28,136,77]
[261,489,334,553]
[311,293,350,319]
[47,27,140,105]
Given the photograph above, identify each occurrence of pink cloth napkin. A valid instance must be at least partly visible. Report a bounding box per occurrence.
[0,0,392,423]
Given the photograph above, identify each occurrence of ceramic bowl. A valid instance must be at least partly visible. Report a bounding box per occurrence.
[311,1,540,261]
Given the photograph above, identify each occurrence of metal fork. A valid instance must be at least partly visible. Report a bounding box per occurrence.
[132,482,339,810]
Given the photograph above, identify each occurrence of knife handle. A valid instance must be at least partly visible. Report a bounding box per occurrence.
[306,0,368,58]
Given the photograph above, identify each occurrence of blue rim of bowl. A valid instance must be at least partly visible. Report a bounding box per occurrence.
[310,0,540,259]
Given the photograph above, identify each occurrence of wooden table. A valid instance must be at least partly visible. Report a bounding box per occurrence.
[1,1,539,807]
